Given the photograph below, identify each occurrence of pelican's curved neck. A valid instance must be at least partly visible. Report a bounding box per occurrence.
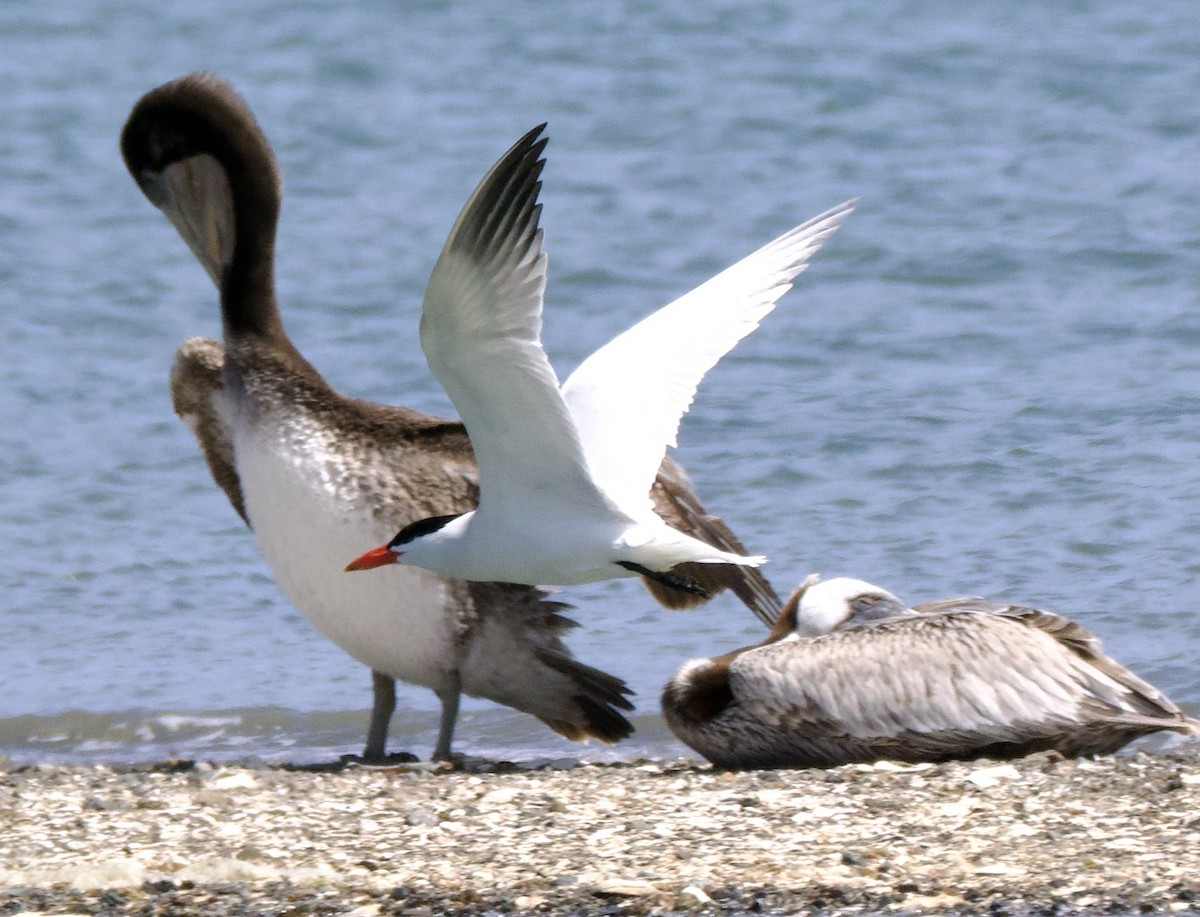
[766,573,821,644]
[219,193,282,343]
[203,113,283,344]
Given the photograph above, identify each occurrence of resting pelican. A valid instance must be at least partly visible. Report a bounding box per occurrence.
[344,127,854,593]
[663,575,1198,769]
[122,72,785,761]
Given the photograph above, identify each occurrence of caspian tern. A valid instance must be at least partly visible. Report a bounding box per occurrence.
[347,125,854,594]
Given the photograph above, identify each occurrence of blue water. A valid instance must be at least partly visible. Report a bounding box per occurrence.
[1,1,1196,765]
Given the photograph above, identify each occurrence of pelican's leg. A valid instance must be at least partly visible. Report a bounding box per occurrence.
[362,669,397,761]
[432,677,462,762]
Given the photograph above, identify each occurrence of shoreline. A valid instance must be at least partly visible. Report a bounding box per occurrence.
[2,751,1198,916]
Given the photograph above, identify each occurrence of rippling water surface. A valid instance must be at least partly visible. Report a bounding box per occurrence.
[1,1,1196,764]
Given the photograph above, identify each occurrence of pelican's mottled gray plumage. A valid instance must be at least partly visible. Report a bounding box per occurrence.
[663,575,1198,769]
[124,72,782,762]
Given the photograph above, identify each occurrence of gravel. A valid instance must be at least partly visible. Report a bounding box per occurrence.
[1,750,1197,916]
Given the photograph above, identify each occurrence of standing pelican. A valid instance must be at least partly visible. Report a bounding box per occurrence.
[663,575,1198,769]
[122,72,784,762]
[344,126,854,591]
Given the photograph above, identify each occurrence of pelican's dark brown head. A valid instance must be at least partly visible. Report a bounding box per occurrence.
[121,73,283,336]
[121,72,279,215]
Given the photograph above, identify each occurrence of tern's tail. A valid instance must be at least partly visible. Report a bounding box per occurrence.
[625,521,768,572]
[733,553,767,567]
[692,551,767,567]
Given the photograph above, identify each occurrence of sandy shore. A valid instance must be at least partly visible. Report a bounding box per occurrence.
[1,750,1197,916]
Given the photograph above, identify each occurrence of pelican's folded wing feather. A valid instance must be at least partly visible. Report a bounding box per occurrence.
[730,608,1195,761]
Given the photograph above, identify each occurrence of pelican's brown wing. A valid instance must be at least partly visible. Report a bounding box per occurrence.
[646,456,782,625]
[170,336,248,525]
[725,606,1197,766]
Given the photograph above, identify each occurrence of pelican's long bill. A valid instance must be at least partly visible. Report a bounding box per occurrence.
[344,545,400,572]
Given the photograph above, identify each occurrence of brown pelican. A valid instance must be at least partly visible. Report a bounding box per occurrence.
[663,574,1198,769]
[121,72,788,762]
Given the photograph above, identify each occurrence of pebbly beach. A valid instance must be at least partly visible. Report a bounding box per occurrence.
[2,749,1197,916]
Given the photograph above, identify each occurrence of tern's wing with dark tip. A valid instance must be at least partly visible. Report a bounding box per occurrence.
[419,125,615,520]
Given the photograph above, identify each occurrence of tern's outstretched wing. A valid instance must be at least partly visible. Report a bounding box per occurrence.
[561,199,855,513]
[420,126,616,519]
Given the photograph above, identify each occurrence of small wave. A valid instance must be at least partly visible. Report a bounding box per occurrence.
[0,708,683,767]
